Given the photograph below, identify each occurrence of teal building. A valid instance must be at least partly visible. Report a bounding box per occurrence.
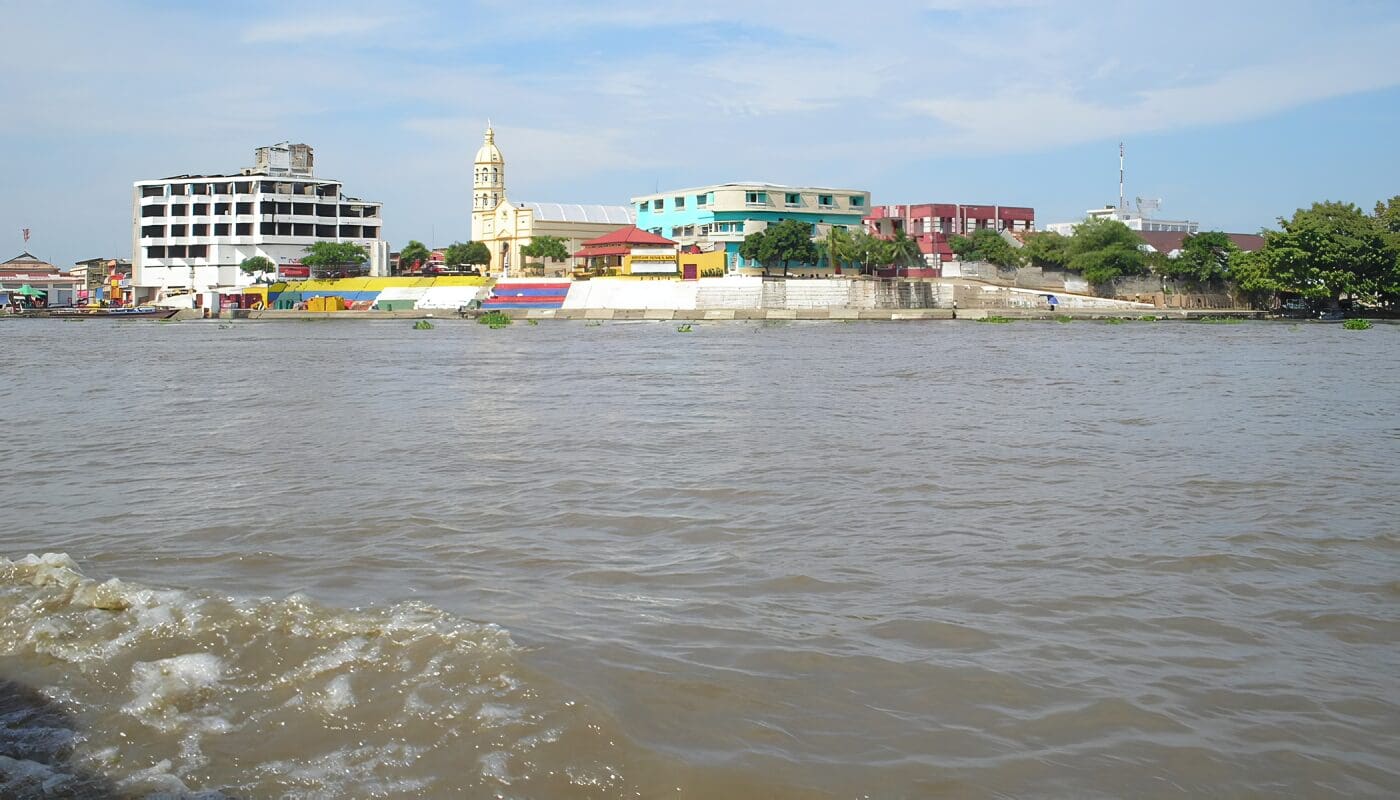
[631,183,871,273]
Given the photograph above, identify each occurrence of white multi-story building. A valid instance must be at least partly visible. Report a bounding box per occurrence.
[131,142,388,302]
[1045,203,1199,237]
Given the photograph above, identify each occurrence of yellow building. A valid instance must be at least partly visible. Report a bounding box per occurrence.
[469,125,633,277]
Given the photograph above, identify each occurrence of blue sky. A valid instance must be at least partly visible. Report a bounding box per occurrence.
[3,0,1398,267]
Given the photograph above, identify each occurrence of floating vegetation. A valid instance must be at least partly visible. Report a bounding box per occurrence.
[677,324,693,333]
[1055,315,1074,323]
[413,319,434,330]
[1197,316,1245,324]
[477,311,512,326]
[1102,317,1127,324]
[976,315,1015,324]
[585,320,603,327]
[1138,315,1159,322]
[1342,318,1373,330]
[527,318,539,325]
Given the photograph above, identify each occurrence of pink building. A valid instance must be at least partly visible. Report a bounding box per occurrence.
[864,203,1036,276]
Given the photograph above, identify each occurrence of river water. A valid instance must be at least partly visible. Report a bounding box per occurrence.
[1,317,1397,798]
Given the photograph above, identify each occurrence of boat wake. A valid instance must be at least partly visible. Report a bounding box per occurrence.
[0,553,640,798]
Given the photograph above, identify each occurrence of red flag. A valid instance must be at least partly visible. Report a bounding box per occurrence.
[22,228,30,243]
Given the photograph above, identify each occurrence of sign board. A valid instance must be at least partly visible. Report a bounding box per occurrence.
[278,266,311,279]
[629,253,677,275]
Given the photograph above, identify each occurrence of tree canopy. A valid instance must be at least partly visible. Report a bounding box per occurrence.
[741,219,817,276]
[399,240,431,272]
[1160,231,1238,283]
[443,241,491,269]
[1254,201,1394,303]
[1022,232,1071,270]
[949,228,1024,268]
[521,235,570,262]
[1065,218,1146,284]
[301,242,369,270]
[239,255,274,276]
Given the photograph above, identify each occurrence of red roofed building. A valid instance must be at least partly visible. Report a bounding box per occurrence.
[573,226,677,275]
[864,203,1036,276]
[1135,231,1265,257]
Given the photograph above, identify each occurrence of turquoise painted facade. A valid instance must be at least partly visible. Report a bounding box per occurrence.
[632,183,871,271]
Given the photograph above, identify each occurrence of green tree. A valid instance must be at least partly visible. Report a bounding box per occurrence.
[1374,195,1400,235]
[398,240,431,273]
[738,228,768,272]
[1066,218,1145,284]
[949,228,1023,268]
[301,242,369,276]
[1161,231,1238,283]
[521,235,571,273]
[1227,248,1280,308]
[844,230,893,273]
[1022,232,1071,270]
[818,226,856,272]
[1258,201,1393,305]
[742,220,818,276]
[444,241,491,270]
[889,230,923,268]
[239,255,275,278]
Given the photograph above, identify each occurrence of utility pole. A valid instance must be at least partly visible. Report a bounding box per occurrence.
[1119,142,1126,211]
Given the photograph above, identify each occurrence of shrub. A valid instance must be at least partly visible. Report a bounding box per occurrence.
[477,311,512,326]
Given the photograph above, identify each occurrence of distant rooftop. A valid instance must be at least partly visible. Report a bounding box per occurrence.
[631,182,869,201]
[520,202,635,225]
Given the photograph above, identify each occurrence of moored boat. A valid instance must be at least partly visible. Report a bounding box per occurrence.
[4,306,179,319]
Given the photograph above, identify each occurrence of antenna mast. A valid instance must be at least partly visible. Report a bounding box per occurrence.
[1119,142,1126,211]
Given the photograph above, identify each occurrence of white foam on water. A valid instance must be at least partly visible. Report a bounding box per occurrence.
[0,553,638,797]
[318,673,355,714]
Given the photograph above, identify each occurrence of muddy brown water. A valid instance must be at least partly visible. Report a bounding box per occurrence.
[2,318,1397,798]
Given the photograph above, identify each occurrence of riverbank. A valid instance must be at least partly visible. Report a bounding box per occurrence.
[226,306,1268,322]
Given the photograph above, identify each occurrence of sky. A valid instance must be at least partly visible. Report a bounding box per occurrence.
[3,0,1399,267]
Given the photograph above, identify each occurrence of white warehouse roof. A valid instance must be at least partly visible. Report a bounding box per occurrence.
[520,202,635,224]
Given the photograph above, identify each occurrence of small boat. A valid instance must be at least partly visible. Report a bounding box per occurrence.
[1315,310,1347,323]
[5,306,180,320]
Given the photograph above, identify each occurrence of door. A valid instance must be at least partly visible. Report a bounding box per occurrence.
[682,263,698,280]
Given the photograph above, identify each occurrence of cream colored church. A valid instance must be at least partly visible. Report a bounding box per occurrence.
[470,125,634,277]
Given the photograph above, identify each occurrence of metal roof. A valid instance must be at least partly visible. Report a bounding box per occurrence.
[520,202,635,225]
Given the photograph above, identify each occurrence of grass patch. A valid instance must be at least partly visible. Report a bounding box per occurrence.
[976,315,1015,324]
[1343,318,1373,330]
[477,311,512,326]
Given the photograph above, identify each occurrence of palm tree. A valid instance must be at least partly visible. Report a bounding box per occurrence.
[890,230,922,271]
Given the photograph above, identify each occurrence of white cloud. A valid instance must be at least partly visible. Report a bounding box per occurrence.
[241,12,394,44]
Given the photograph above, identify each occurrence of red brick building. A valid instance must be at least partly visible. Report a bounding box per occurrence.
[864,203,1036,274]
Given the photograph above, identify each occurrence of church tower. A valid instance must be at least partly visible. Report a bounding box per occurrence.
[470,123,504,245]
